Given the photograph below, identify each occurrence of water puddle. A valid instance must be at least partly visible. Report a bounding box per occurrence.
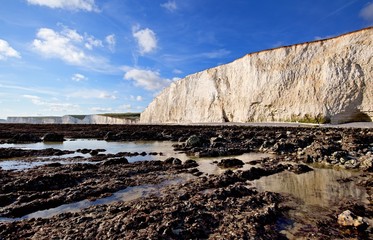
[0,174,194,222]
[0,139,176,157]
[252,167,369,238]
[0,139,273,171]
[252,168,368,207]
[191,152,274,175]
[0,160,94,171]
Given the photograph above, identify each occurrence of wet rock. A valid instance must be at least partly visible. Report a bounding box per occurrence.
[78,149,91,154]
[185,135,208,148]
[217,158,244,168]
[271,141,296,153]
[288,164,313,174]
[359,154,373,171]
[102,157,129,165]
[90,150,99,156]
[337,210,367,229]
[104,131,116,141]
[164,157,182,165]
[43,133,64,142]
[184,159,198,168]
[8,133,41,143]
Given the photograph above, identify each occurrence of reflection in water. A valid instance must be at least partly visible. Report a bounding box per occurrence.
[0,140,273,172]
[252,168,368,207]
[192,153,274,175]
[0,175,193,222]
[0,139,177,156]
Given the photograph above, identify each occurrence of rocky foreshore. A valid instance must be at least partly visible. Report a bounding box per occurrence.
[0,123,372,239]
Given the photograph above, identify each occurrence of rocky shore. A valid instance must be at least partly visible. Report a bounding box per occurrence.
[0,124,372,239]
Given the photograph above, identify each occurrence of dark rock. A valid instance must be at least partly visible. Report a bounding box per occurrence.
[102,157,129,165]
[289,164,313,174]
[217,158,244,168]
[185,135,208,148]
[43,133,64,142]
[184,159,198,167]
[90,150,99,156]
[164,157,182,165]
[9,133,41,143]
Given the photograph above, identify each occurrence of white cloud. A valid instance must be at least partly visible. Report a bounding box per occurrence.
[130,95,143,101]
[161,1,177,12]
[69,89,117,99]
[23,94,80,112]
[33,28,89,65]
[123,67,173,91]
[132,27,157,55]
[84,34,103,50]
[201,49,230,59]
[61,28,83,42]
[105,34,116,52]
[119,104,132,110]
[173,69,183,74]
[27,0,99,12]
[32,27,109,70]
[0,39,21,60]
[72,73,87,82]
[360,2,373,22]
[91,107,113,112]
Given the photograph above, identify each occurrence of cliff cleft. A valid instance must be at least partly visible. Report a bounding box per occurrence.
[140,27,373,124]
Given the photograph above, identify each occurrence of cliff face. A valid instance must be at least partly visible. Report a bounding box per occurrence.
[7,115,139,124]
[140,27,373,124]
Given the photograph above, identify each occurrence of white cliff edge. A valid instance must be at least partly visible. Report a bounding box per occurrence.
[6,115,139,124]
[140,27,373,124]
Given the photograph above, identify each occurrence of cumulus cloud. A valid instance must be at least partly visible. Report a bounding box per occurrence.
[32,27,109,70]
[161,1,177,12]
[0,39,21,60]
[132,27,157,55]
[33,27,89,65]
[123,68,174,91]
[23,94,79,112]
[27,0,99,12]
[105,34,116,52]
[360,2,373,22]
[72,73,87,82]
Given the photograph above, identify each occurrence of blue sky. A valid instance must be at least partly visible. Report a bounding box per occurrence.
[0,0,372,119]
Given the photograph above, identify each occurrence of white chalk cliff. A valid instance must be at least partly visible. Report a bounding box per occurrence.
[7,115,139,124]
[140,27,373,124]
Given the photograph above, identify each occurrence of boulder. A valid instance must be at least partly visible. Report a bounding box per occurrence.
[337,210,367,229]
[43,133,64,142]
[217,158,244,168]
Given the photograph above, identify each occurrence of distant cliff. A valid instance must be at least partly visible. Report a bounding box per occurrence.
[7,114,140,124]
[140,27,373,124]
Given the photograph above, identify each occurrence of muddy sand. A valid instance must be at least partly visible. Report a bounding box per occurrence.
[0,124,371,239]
